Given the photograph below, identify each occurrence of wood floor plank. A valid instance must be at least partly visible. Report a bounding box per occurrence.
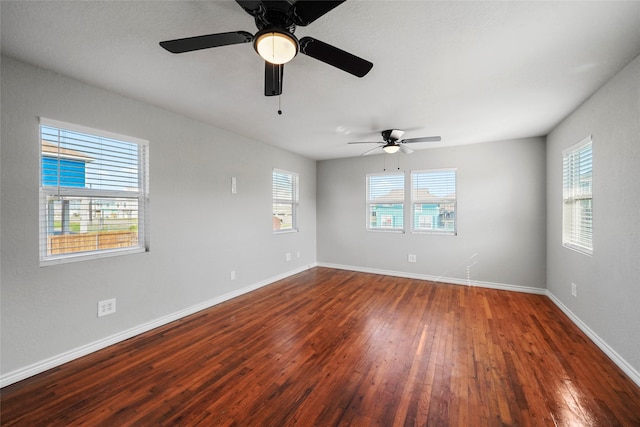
[2,267,640,426]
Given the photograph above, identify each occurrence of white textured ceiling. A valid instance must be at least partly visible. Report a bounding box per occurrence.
[2,1,640,160]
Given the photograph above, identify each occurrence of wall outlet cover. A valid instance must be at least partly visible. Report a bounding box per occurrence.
[98,298,116,317]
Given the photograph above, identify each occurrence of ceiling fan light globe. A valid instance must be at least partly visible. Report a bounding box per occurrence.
[255,30,298,65]
[383,145,400,154]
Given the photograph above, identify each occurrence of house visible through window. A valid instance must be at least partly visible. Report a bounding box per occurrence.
[411,169,457,234]
[273,169,298,232]
[39,118,149,265]
[366,172,405,231]
[563,136,592,255]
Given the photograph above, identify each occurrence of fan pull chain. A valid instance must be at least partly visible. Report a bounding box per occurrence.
[277,95,282,115]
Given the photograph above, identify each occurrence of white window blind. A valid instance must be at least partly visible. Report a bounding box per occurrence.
[39,118,149,265]
[366,172,405,231]
[411,169,457,234]
[563,136,592,255]
[273,169,299,232]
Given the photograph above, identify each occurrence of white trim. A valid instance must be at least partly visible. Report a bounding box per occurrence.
[40,117,149,147]
[545,291,640,387]
[562,134,592,157]
[316,262,546,295]
[4,263,638,390]
[40,246,147,267]
[0,264,316,388]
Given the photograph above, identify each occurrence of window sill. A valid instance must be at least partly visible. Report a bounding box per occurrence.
[562,243,593,256]
[411,230,457,236]
[40,246,147,267]
[273,229,299,235]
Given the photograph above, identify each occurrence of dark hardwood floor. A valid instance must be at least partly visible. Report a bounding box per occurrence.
[2,267,640,426]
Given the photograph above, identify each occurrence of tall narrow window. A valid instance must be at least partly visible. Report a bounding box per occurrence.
[39,118,149,265]
[563,136,592,254]
[411,169,457,234]
[366,172,405,231]
[273,169,299,232]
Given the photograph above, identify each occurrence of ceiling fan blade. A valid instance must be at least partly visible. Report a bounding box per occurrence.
[399,145,414,155]
[347,141,380,144]
[293,1,346,26]
[401,136,442,144]
[265,62,284,96]
[299,37,373,77]
[361,146,382,156]
[160,31,253,54]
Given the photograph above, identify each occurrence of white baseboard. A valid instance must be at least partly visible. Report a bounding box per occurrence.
[0,264,316,388]
[316,262,547,295]
[4,263,638,390]
[546,291,640,387]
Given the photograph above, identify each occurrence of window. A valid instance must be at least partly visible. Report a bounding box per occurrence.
[563,136,592,254]
[273,169,298,232]
[411,169,457,234]
[39,118,149,265]
[366,172,405,231]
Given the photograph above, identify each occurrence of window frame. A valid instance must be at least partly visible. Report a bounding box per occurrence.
[366,172,406,233]
[272,168,299,234]
[410,168,457,235]
[39,118,149,266]
[562,136,593,255]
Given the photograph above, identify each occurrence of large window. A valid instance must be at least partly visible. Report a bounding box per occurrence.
[39,119,149,265]
[366,172,405,231]
[411,169,457,234]
[563,136,592,255]
[273,169,299,232]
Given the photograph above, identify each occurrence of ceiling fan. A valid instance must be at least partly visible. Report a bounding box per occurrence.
[159,0,373,96]
[348,129,442,155]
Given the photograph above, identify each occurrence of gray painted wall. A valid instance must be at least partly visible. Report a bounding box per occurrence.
[0,56,317,378]
[317,137,547,290]
[546,55,640,374]
[2,49,639,386]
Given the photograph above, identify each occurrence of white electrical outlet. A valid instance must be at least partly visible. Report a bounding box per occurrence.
[231,177,237,194]
[230,270,236,280]
[296,251,301,259]
[98,298,116,317]
[408,254,417,263]
[285,252,291,261]
[571,282,577,297]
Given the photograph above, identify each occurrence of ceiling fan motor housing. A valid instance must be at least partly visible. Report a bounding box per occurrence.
[381,129,404,142]
[253,3,297,33]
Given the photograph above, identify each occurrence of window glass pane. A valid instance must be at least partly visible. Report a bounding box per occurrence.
[44,196,139,256]
[411,169,456,234]
[368,203,404,229]
[273,169,298,232]
[367,173,404,231]
[562,137,592,254]
[41,125,140,192]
